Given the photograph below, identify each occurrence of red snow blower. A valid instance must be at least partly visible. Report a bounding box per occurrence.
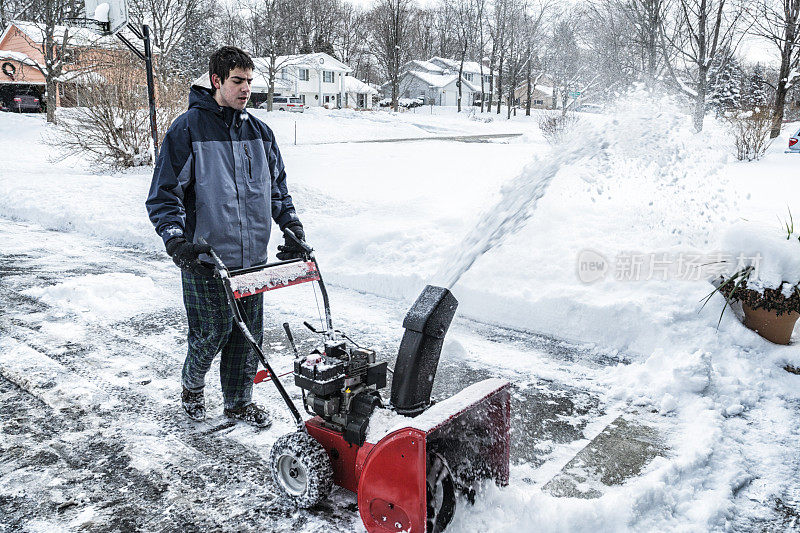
[202,230,510,533]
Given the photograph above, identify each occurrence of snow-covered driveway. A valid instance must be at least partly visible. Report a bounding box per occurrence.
[0,217,618,531]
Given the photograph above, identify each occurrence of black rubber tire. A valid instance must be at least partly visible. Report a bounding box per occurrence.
[269,431,333,508]
[426,451,456,533]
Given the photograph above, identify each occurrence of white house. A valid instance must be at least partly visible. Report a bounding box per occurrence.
[251,52,356,109]
[387,57,497,107]
[343,75,378,109]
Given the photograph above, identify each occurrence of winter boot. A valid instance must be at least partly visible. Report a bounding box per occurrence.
[181,386,206,421]
[223,403,272,428]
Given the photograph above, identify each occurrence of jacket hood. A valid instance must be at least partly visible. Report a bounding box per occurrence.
[189,84,220,112]
[188,84,251,127]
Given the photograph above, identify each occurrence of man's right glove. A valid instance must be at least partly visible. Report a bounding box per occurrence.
[165,237,214,276]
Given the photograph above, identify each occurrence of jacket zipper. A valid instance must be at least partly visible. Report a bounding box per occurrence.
[243,143,252,180]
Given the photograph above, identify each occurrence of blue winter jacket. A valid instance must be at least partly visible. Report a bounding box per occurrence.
[145,85,299,270]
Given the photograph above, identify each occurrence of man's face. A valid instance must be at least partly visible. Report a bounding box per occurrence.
[212,67,253,110]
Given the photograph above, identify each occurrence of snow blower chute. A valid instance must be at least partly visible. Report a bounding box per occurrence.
[202,230,511,533]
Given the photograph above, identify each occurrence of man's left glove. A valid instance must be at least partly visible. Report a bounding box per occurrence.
[276,222,308,261]
[165,237,214,276]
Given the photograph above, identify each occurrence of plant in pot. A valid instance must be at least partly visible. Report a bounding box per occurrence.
[705,216,800,345]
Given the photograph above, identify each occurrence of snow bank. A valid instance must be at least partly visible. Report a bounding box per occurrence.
[24,273,173,324]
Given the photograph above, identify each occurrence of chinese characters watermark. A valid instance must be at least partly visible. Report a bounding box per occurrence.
[577,249,762,284]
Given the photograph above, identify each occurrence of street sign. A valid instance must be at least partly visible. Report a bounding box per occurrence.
[569,91,581,98]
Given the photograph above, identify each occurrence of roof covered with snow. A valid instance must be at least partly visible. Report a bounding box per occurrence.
[403,60,442,74]
[407,69,458,89]
[4,19,121,49]
[429,57,487,76]
[0,50,39,67]
[253,53,352,74]
[344,76,378,95]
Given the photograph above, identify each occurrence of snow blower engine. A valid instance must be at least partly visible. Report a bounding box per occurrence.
[203,230,510,533]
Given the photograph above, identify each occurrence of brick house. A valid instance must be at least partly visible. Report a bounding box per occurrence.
[0,20,125,109]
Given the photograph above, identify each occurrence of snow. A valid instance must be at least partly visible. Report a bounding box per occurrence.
[1,89,800,531]
[23,272,173,324]
[10,19,121,49]
[344,76,378,95]
[365,378,508,442]
[228,261,317,296]
[721,220,800,291]
[0,50,39,67]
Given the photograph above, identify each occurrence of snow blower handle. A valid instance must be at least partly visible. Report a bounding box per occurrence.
[196,236,306,430]
[283,226,314,256]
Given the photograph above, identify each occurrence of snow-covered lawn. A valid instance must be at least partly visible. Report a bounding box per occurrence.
[1,98,799,531]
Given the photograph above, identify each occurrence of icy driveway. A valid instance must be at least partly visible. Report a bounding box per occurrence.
[0,218,623,532]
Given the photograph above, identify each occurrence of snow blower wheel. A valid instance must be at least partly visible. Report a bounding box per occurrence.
[270,431,333,508]
[426,451,456,533]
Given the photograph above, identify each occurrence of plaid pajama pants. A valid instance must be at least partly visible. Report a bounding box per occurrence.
[181,270,263,410]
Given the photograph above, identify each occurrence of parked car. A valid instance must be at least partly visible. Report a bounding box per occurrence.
[8,93,41,113]
[786,125,800,154]
[258,96,304,112]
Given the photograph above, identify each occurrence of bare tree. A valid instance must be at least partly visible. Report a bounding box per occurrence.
[433,1,458,57]
[451,0,477,112]
[246,0,296,111]
[503,1,527,118]
[661,0,745,131]
[52,55,184,169]
[621,0,671,85]
[488,0,511,113]
[217,3,248,50]
[16,0,87,124]
[370,0,413,112]
[475,0,488,111]
[543,14,581,115]
[129,0,205,81]
[521,2,547,115]
[749,0,800,138]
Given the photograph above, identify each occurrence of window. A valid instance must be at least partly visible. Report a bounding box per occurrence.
[300,94,306,104]
[281,68,288,79]
[299,68,309,81]
[323,70,334,83]
[464,73,473,81]
[534,99,544,105]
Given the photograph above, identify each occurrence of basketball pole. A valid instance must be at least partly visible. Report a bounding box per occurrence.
[117,23,158,161]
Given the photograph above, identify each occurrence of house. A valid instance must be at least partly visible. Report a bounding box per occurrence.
[0,20,124,108]
[513,78,555,110]
[343,76,378,109]
[250,53,356,109]
[387,57,497,107]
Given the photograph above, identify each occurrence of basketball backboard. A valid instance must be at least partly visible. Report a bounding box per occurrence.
[84,0,129,36]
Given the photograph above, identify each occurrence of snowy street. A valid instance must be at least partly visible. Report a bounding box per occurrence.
[1,105,800,532]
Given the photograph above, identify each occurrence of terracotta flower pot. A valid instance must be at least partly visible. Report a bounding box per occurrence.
[741,303,800,345]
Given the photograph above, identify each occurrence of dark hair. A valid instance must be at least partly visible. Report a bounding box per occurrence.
[208,46,254,92]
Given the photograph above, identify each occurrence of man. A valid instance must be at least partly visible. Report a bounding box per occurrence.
[146,46,307,427]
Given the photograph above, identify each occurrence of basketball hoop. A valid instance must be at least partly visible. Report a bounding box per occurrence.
[65,16,110,35]
[68,0,128,36]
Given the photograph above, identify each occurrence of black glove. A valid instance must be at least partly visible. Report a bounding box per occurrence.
[276,223,308,261]
[165,237,214,276]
